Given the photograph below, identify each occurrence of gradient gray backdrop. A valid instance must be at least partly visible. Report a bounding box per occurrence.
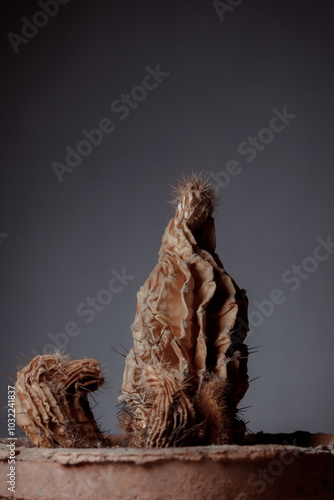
[1,0,334,438]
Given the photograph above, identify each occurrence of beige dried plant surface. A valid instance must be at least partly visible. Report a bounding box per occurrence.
[119,173,249,447]
[15,352,108,448]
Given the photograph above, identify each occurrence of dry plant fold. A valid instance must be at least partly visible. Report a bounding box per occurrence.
[15,352,108,448]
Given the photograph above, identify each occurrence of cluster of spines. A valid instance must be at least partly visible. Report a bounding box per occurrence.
[169,171,218,211]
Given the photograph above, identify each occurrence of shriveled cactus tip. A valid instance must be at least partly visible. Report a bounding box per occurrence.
[169,171,217,209]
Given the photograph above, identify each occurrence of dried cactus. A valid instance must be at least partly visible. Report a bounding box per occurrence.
[15,352,108,448]
[15,173,249,450]
[119,173,249,447]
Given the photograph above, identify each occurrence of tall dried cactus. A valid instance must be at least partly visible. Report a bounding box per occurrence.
[119,173,249,447]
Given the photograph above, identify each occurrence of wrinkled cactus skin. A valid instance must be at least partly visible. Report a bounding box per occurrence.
[119,174,249,447]
[15,352,108,448]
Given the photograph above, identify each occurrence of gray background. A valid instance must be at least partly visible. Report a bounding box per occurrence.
[1,0,333,438]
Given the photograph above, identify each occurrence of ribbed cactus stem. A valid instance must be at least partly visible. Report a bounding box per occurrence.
[119,173,249,447]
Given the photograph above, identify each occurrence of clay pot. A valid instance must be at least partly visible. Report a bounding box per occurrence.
[0,432,333,500]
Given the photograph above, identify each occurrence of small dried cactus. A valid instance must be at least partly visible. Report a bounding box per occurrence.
[15,352,108,448]
[119,173,249,447]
